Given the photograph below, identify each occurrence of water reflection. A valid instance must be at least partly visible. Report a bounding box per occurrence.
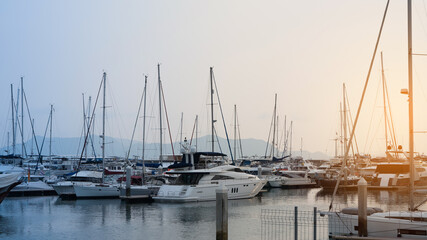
[1,189,426,240]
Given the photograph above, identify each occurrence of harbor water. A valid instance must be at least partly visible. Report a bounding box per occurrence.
[1,188,426,240]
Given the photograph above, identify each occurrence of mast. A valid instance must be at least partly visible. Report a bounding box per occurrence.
[87,96,92,158]
[102,72,106,183]
[339,102,343,157]
[11,84,15,156]
[381,52,388,153]
[49,104,53,160]
[272,94,277,158]
[343,83,347,169]
[234,104,237,160]
[7,132,10,155]
[407,0,415,211]
[300,137,303,157]
[210,67,215,153]
[158,64,163,165]
[180,112,183,147]
[142,76,147,184]
[289,121,293,158]
[21,77,24,158]
[282,115,287,157]
[83,94,87,161]
[195,115,198,152]
[31,119,34,156]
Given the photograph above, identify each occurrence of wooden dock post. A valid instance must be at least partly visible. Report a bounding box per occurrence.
[216,184,228,240]
[358,178,368,237]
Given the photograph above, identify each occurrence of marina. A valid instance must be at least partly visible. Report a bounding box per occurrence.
[4,0,427,239]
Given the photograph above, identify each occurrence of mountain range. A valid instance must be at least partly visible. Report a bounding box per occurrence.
[0,135,330,160]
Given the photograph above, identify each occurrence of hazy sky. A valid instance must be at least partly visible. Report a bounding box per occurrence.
[2,0,427,157]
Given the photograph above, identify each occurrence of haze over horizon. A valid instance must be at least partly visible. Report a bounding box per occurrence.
[3,0,427,158]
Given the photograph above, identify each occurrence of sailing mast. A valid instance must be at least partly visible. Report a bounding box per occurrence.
[272,94,277,158]
[142,75,147,184]
[380,52,388,155]
[158,64,163,166]
[234,104,237,160]
[180,112,183,147]
[210,67,215,154]
[49,104,53,161]
[407,0,415,212]
[102,72,106,183]
[11,84,15,156]
[21,77,24,158]
[195,115,198,152]
[343,84,348,170]
[289,121,293,158]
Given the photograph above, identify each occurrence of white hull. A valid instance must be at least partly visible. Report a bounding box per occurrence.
[326,212,427,239]
[52,181,95,196]
[119,185,159,197]
[74,184,120,198]
[11,181,53,192]
[267,176,316,188]
[153,179,265,202]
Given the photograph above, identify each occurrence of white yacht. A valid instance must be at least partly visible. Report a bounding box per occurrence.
[153,165,266,202]
[72,73,120,199]
[270,170,316,188]
[0,165,23,204]
[52,171,103,198]
[324,208,427,238]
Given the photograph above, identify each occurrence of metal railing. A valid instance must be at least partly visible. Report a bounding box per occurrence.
[261,207,329,240]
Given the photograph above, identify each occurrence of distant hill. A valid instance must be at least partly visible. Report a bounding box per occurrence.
[0,135,330,160]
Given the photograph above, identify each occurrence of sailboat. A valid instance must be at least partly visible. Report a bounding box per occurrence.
[324,0,427,238]
[74,72,120,198]
[0,165,23,204]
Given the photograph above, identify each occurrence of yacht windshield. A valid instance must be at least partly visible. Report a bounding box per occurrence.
[173,173,205,185]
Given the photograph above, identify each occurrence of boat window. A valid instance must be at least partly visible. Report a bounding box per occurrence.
[212,175,234,180]
[227,168,243,173]
[174,173,204,185]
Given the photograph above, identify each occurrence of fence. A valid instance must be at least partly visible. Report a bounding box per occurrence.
[261,207,331,240]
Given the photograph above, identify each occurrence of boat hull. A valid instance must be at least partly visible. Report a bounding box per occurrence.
[74,184,120,198]
[153,179,265,203]
[325,212,427,239]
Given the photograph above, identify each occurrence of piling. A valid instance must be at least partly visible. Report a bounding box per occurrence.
[258,165,262,178]
[216,184,228,240]
[294,206,298,240]
[126,166,132,197]
[313,207,317,240]
[358,178,368,237]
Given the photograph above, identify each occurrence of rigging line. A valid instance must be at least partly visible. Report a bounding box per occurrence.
[212,71,234,163]
[237,111,244,158]
[22,91,42,167]
[107,81,127,156]
[124,81,146,164]
[12,99,28,157]
[160,82,176,160]
[189,116,197,145]
[78,75,103,170]
[345,87,360,155]
[384,75,398,152]
[1,100,12,150]
[213,126,224,155]
[35,110,52,173]
[264,106,275,158]
[329,0,390,212]
[363,76,382,153]
[367,115,384,154]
